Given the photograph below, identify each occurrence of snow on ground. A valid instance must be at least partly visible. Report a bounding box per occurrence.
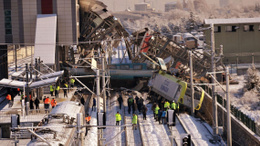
[104,93,126,146]
[124,106,142,145]
[84,107,97,146]
[138,103,171,146]
[216,74,260,123]
[171,117,186,145]
[178,114,220,146]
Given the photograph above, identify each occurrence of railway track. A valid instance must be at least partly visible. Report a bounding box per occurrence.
[124,103,144,146]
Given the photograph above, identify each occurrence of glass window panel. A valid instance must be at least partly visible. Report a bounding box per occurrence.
[5,29,12,34]
[5,23,12,29]
[120,65,130,70]
[133,65,142,70]
[4,10,11,16]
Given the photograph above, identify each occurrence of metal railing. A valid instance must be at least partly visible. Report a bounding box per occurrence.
[200,85,259,136]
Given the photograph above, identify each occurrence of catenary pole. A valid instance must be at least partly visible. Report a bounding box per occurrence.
[226,67,232,146]
[211,23,218,138]
[189,51,194,116]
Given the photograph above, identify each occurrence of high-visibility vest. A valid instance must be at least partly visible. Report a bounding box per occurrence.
[171,102,176,110]
[17,88,20,91]
[164,101,170,108]
[64,84,68,88]
[51,99,57,107]
[56,86,60,91]
[44,98,50,104]
[70,79,75,84]
[132,115,137,124]
[6,94,11,101]
[115,113,122,121]
[50,85,54,92]
[85,116,91,122]
[155,106,160,114]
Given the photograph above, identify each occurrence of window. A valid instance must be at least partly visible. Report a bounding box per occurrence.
[4,10,11,35]
[244,25,254,31]
[5,23,11,29]
[226,26,232,32]
[226,26,237,32]
[41,0,53,14]
[108,65,117,69]
[244,25,249,31]
[249,25,254,31]
[214,26,221,33]
[5,29,12,34]
[133,65,142,70]
[120,65,130,70]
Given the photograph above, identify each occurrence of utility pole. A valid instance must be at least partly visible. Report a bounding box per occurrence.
[96,69,102,146]
[211,23,218,138]
[25,64,29,115]
[35,58,38,100]
[226,67,232,146]
[102,53,106,114]
[77,113,84,146]
[14,45,17,72]
[96,69,100,113]
[189,51,194,116]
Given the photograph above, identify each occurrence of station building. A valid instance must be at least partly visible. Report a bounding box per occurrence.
[0,0,80,79]
[204,17,260,64]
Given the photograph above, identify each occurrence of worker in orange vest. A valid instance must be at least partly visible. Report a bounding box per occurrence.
[6,94,12,107]
[44,97,50,113]
[51,98,57,108]
[85,114,91,136]
[17,88,21,95]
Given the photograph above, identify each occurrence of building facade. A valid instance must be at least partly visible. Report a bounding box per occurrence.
[0,0,79,79]
[0,0,79,45]
[204,18,260,64]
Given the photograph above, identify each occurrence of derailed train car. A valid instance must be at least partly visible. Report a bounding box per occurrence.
[27,101,84,146]
[148,71,205,110]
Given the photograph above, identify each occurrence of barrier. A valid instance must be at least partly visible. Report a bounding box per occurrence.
[200,85,259,136]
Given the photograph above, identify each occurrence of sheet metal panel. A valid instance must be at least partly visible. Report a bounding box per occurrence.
[34,14,57,64]
[0,77,58,88]
[0,79,26,88]
[29,77,58,88]
[151,74,180,101]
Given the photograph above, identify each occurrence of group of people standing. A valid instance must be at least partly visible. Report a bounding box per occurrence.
[49,78,75,98]
[153,100,179,124]
[43,96,57,113]
[127,95,147,120]
[115,92,148,130]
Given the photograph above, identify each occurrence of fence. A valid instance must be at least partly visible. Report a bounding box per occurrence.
[201,85,259,136]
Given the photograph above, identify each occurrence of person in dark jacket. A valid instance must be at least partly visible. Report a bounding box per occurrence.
[127,97,133,114]
[135,96,139,105]
[80,96,85,105]
[34,98,40,113]
[30,99,34,110]
[118,94,123,110]
[92,97,96,111]
[158,109,162,124]
[138,97,144,113]
[133,101,138,114]
[142,105,148,120]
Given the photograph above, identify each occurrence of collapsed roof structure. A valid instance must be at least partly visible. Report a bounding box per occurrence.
[75,0,219,78]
